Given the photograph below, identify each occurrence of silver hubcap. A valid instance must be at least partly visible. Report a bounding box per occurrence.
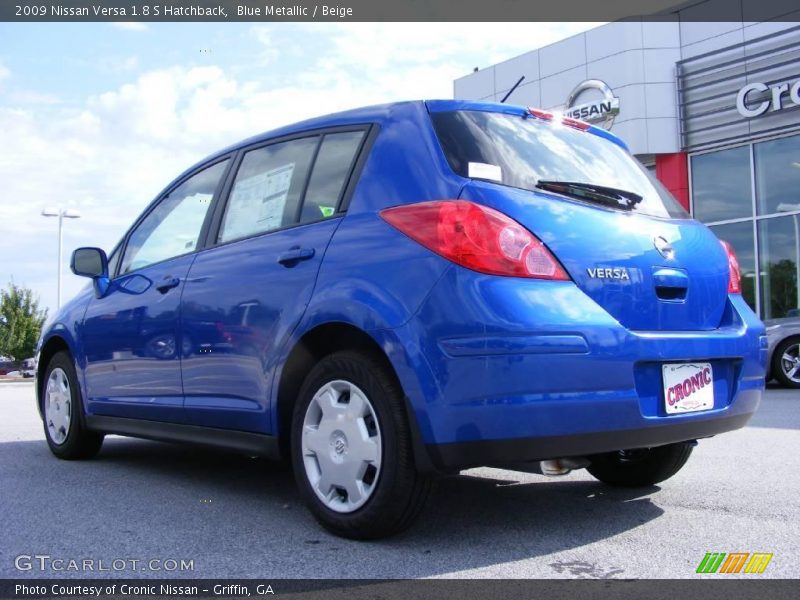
[301,380,382,513]
[45,368,71,445]
[780,343,800,383]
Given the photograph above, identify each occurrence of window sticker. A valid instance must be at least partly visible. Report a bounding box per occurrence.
[319,205,336,218]
[224,163,295,240]
[468,162,502,182]
[256,163,295,226]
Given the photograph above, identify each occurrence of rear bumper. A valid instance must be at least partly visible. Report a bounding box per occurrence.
[425,409,754,471]
[376,268,767,469]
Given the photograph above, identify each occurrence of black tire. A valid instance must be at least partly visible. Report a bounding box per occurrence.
[41,351,104,460]
[587,442,694,487]
[291,350,432,540]
[771,337,800,389]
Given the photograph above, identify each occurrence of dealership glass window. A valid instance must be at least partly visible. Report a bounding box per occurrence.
[758,216,800,320]
[691,145,752,223]
[754,134,800,217]
[708,222,757,311]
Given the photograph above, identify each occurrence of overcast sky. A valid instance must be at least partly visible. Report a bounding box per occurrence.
[0,22,598,313]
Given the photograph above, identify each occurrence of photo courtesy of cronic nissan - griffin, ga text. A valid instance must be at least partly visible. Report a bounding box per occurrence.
[35,100,767,539]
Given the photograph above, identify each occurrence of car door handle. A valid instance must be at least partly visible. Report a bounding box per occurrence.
[155,276,181,294]
[277,246,315,266]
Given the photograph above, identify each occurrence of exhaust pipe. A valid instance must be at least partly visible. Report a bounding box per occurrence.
[495,457,590,476]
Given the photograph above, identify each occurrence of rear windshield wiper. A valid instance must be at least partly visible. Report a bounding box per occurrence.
[535,180,643,211]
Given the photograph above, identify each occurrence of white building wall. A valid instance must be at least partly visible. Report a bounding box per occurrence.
[454,20,682,155]
[453,6,800,156]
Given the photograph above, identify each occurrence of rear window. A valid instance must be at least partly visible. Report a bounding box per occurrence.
[431,110,688,219]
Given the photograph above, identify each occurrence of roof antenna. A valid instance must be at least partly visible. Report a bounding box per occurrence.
[500,76,525,103]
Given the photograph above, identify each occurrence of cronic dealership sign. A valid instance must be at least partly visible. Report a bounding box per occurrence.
[736,79,800,118]
[565,79,620,129]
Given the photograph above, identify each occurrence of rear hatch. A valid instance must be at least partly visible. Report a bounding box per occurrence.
[429,105,730,332]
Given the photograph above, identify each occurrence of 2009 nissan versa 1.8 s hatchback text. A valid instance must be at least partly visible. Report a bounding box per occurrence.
[37,100,766,539]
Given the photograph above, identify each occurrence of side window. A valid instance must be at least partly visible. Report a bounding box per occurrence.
[120,159,228,274]
[218,137,318,243]
[300,131,365,223]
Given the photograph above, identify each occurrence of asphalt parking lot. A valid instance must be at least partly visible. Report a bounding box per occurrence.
[1,382,798,579]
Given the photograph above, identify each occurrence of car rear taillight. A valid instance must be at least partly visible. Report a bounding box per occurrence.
[380,200,569,280]
[720,240,741,294]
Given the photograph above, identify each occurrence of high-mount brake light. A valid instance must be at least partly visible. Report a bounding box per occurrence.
[720,240,742,294]
[528,108,554,121]
[561,116,591,130]
[528,107,590,130]
[380,200,570,280]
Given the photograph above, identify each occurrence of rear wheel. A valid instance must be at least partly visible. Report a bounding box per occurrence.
[772,337,800,389]
[291,350,432,539]
[42,351,104,459]
[587,442,694,487]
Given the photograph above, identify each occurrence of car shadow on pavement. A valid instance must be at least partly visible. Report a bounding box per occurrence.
[2,437,663,579]
[392,470,662,577]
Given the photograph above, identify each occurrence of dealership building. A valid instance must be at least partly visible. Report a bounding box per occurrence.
[454,20,800,320]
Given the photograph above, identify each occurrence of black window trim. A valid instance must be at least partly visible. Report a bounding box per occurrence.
[114,153,235,278]
[105,241,123,279]
[294,133,325,224]
[202,123,377,250]
[338,124,378,213]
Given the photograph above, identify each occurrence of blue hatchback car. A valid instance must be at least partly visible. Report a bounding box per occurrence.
[37,100,766,539]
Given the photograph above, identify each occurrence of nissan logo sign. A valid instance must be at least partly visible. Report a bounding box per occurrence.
[565,79,620,130]
[736,79,800,118]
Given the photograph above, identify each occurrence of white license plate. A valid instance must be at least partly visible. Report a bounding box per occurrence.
[662,362,714,414]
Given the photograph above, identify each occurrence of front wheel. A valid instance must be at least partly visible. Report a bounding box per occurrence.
[42,351,104,460]
[587,442,694,487]
[291,351,432,539]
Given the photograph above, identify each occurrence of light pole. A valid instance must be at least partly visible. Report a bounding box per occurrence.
[41,207,81,309]
[776,203,800,312]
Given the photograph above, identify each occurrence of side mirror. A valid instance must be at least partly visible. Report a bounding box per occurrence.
[71,247,108,279]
